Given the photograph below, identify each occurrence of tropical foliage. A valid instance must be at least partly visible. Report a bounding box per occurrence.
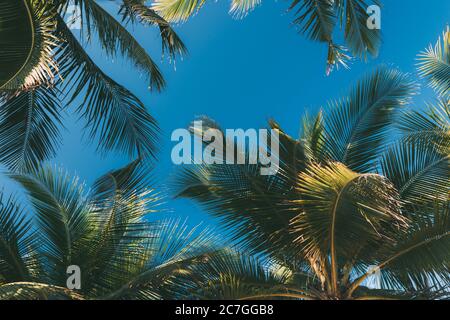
[151,0,382,74]
[0,0,185,172]
[0,1,448,300]
[174,29,450,300]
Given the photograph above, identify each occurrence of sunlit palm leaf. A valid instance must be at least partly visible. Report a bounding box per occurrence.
[290,162,408,294]
[229,0,261,19]
[0,282,83,300]
[120,0,187,61]
[417,26,450,97]
[151,0,206,23]
[0,88,63,172]
[0,0,58,91]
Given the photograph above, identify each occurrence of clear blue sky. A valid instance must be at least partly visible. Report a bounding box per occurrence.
[2,0,449,232]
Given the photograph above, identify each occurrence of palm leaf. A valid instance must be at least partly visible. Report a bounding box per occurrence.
[120,0,187,61]
[69,0,165,91]
[55,18,160,159]
[289,0,336,42]
[322,67,417,173]
[0,282,83,300]
[417,26,450,97]
[9,167,92,286]
[380,141,449,206]
[151,0,206,23]
[0,193,39,282]
[290,162,408,294]
[0,88,63,172]
[340,0,381,59]
[0,0,58,91]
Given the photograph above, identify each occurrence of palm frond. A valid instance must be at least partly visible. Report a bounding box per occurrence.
[290,162,408,294]
[0,0,58,91]
[0,193,39,282]
[175,118,306,256]
[398,98,450,154]
[0,88,63,172]
[151,0,206,23]
[289,0,336,42]
[380,141,449,205]
[348,201,450,297]
[55,18,160,159]
[229,0,261,19]
[9,167,92,286]
[340,0,381,59]
[323,67,417,172]
[0,282,83,300]
[120,0,187,61]
[417,26,450,97]
[69,0,165,91]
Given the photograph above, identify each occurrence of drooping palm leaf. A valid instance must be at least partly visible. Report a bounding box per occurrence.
[339,0,381,59]
[69,0,165,91]
[120,0,187,61]
[55,18,160,159]
[0,88,63,172]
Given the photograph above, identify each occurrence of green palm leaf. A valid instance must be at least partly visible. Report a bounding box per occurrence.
[290,162,408,295]
[380,141,449,205]
[0,282,83,300]
[0,88,63,172]
[0,0,58,91]
[340,0,381,59]
[9,167,92,285]
[56,18,160,159]
[120,0,187,61]
[417,26,450,97]
[322,67,417,172]
[69,0,165,91]
[0,193,39,282]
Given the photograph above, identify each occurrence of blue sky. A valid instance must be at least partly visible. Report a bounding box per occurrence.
[2,0,449,231]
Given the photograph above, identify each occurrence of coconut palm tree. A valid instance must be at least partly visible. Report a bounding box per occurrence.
[173,29,450,299]
[0,160,220,300]
[0,0,186,172]
[151,0,382,74]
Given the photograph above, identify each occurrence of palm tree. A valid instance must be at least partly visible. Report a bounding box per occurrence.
[174,29,450,299]
[0,160,220,300]
[151,0,382,74]
[0,0,186,172]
